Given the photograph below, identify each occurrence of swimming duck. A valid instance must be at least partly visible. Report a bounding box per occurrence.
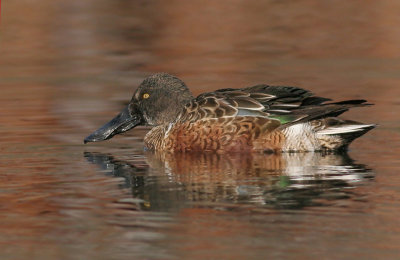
[84,73,375,153]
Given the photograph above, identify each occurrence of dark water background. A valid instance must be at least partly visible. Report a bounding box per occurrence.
[1,0,400,259]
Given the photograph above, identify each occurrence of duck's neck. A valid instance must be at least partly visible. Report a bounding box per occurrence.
[144,124,170,151]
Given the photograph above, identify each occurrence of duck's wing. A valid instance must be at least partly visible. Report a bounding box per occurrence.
[177,89,272,123]
[239,84,372,127]
[178,84,314,122]
[242,84,314,104]
[178,85,371,127]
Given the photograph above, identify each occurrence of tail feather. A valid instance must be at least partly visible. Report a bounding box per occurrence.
[331,99,369,105]
[313,118,376,150]
[317,123,376,135]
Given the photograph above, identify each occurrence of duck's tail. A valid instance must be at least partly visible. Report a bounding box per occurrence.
[314,118,376,150]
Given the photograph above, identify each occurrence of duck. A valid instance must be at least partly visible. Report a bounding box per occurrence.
[84,73,375,153]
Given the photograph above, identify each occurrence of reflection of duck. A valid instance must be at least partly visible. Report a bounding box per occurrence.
[84,151,373,211]
[84,73,375,152]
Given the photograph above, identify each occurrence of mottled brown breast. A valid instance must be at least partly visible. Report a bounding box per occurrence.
[163,116,285,153]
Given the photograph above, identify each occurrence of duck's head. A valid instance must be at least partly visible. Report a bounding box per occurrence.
[84,73,193,143]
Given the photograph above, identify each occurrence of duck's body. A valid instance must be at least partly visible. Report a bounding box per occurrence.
[84,73,375,153]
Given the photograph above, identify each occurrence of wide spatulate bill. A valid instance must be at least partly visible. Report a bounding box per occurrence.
[84,105,142,143]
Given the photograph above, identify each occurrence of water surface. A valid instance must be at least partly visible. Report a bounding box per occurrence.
[1,0,400,259]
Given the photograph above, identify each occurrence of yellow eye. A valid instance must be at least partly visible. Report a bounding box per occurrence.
[143,93,150,99]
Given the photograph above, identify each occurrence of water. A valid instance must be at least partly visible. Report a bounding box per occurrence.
[1,0,400,259]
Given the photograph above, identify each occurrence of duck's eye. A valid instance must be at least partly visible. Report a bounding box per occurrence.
[143,93,150,99]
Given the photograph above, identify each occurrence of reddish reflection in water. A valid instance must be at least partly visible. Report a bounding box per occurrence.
[0,0,400,259]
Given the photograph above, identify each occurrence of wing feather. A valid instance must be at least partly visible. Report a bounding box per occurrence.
[178,85,372,128]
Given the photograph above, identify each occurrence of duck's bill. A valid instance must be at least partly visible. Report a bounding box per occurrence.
[84,105,142,144]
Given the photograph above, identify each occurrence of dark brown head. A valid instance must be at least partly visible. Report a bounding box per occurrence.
[84,73,193,143]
